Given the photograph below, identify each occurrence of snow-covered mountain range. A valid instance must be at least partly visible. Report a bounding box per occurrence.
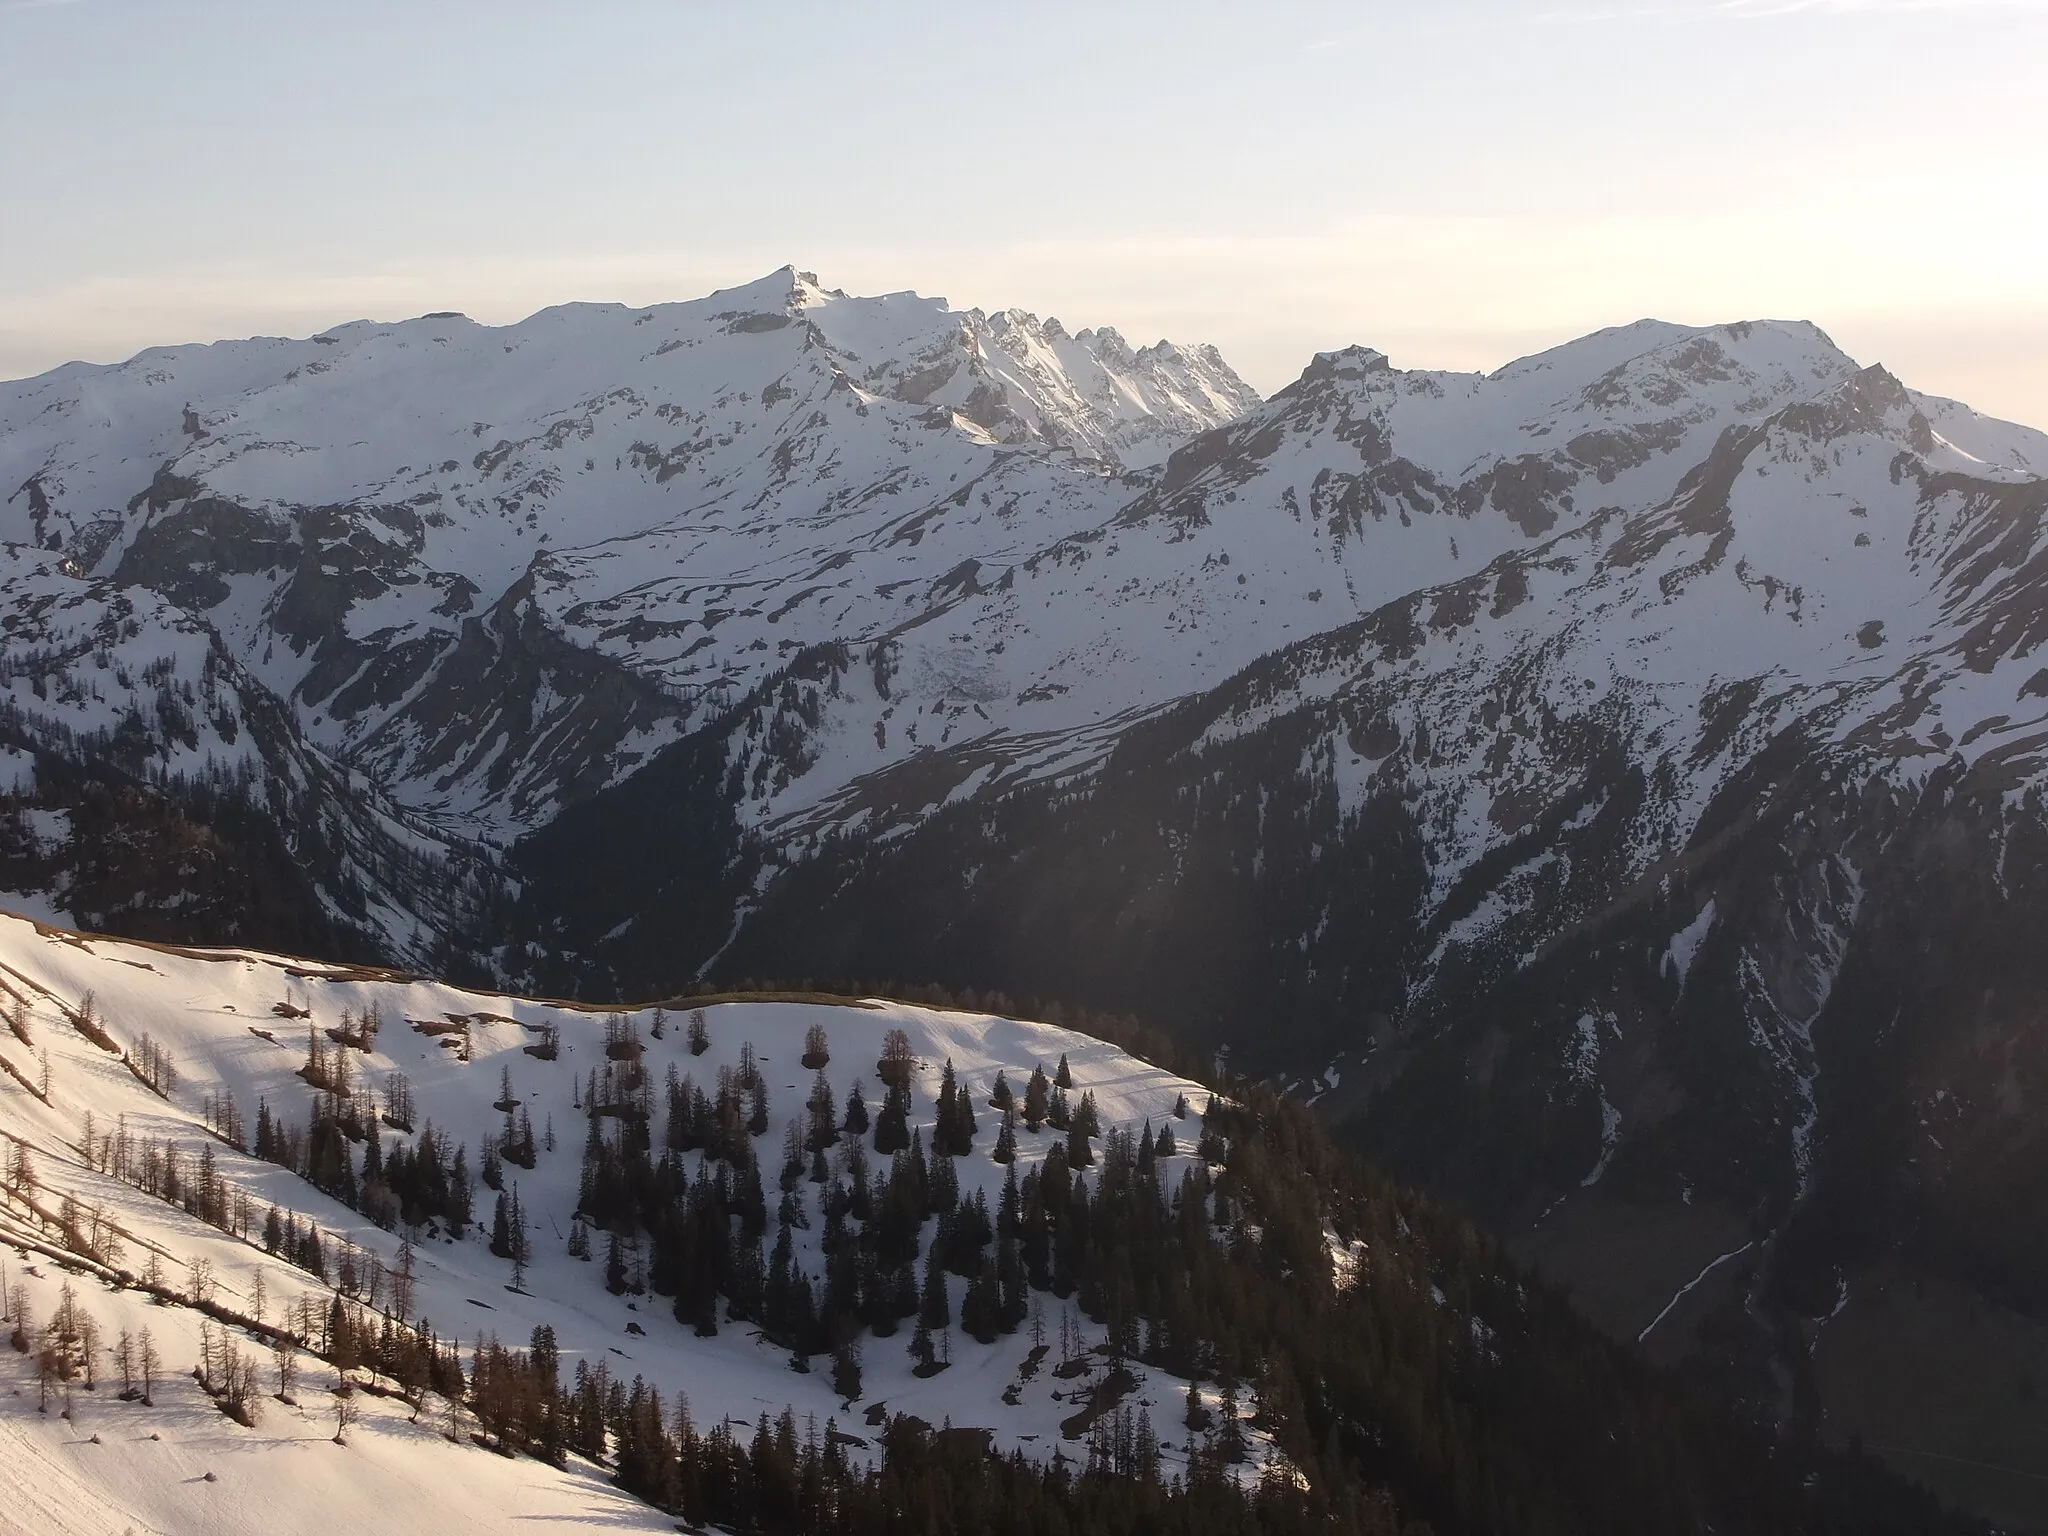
[1,268,1252,844]
[7,271,2048,1506]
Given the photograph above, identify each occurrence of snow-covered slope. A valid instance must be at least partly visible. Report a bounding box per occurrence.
[0,907,1281,1527]
[0,1303,676,1536]
[0,269,1256,840]
[10,276,2039,876]
[0,546,501,967]
[597,315,2048,852]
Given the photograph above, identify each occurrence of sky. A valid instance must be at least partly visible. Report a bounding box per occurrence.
[3,0,2045,426]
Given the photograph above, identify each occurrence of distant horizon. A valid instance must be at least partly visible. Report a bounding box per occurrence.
[7,263,2041,435]
[6,2,2044,428]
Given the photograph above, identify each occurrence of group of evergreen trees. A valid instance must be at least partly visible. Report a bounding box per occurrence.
[460,1329,1345,1536]
[43,975,1988,1536]
[424,1045,1967,1536]
[557,1028,1201,1386]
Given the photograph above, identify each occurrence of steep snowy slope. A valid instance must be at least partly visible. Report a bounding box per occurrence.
[0,1299,677,1536]
[520,324,2048,978]
[17,276,2038,905]
[0,545,502,968]
[603,317,2029,853]
[0,270,1256,840]
[0,909,1242,1477]
[694,356,2048,1182]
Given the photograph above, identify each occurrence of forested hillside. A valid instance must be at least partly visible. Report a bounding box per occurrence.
[0,913,1978,1534]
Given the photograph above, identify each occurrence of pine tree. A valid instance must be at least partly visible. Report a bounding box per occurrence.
[806,1070,837,1152]
[1048,1085,1071,1132]
[1067,1113,1094,1168]
[508,1185,530,1291]
[841,1079,870,1137]
[874,1082,910,1155]
[831,1340,862,1401]
[688,1009,709,1055]
[918,1253,950,1331]
[957,1078,977,1152]
[993,1106,1018,1165]
[801,1022,831,1071]
[934,1058,962,1155]
[1215,1377,1247,1464]
[1023,1065,1050,1132]
[1055,1053,1072,1089]
[961,1257,1002,1344]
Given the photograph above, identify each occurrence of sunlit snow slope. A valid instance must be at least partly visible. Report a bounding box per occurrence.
[0,909,1264,1533]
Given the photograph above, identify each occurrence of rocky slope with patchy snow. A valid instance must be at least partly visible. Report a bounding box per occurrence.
[660,346,2048,1452]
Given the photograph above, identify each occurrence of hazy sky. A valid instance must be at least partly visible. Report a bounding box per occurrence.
[5,0,2045,425]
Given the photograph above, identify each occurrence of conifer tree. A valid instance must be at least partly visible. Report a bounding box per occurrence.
[806,1070,838,1152]
[1075,1090,1100,1138]
[957,1078,977,1152]
[1067,1113,1094,1168]
[841,1079,870,1137]
[918,1253,950,1331]
[1048,1085,1071,1132]
[830,1340,862,1401]
[961,1257,1002,1344]
[873,1082,910,1155]
[933,1058,959,1154]
[508,1186,530,1292]
[1023,1065,1050,1132]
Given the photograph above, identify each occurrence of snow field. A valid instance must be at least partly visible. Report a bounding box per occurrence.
[0,910,1268,1530]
